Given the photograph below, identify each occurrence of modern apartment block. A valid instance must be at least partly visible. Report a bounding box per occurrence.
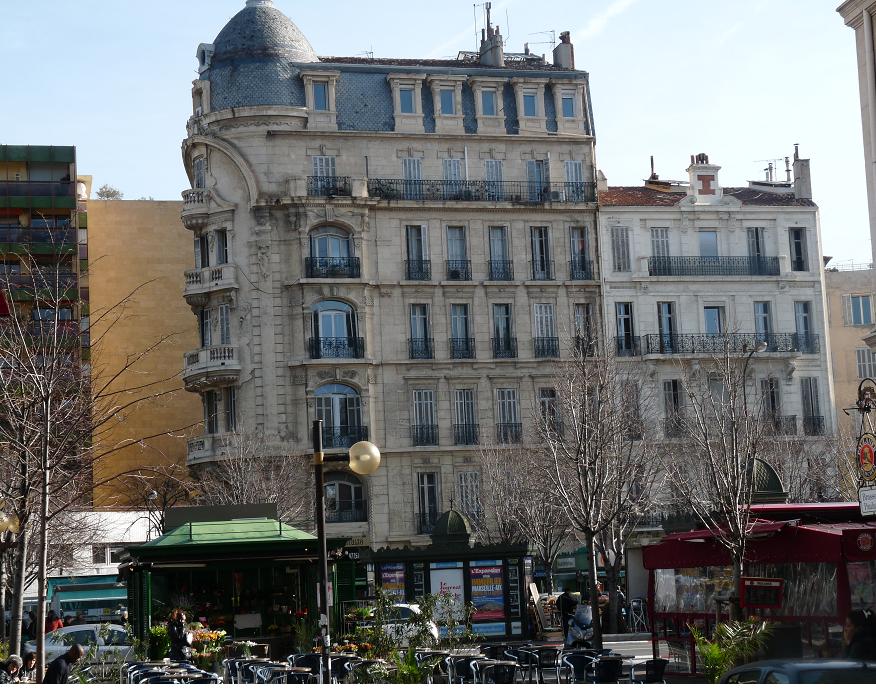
[598,151,836,440]
[181,0,598,548]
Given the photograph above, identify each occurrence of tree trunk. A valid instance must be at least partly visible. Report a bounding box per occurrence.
[603,564,618,634]
[36,463,50,682]
[9,528,27,656]
[583,530,603,650]
[544,561,555,595]
[730,557,743,621]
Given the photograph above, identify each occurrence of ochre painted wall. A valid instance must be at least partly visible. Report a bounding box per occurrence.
[87,200,201,506]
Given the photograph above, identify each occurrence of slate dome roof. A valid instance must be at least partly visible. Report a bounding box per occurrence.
[212,0,317,64]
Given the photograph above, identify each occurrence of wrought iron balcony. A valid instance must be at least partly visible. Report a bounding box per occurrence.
[615,335,642,357]
[794,333,820,354]
[325,506,367,523]
[570,257,594,280]
[574,334,598,357]
[445,260,472,280]
[367,178,596,203]
[450,338,476,359]
[405,259,431,281]
[2,271,77,292]
[488,259,514,281]
[306,175,352,197]
[417,510,439,535]
[305,256,361,279]
[492,337,518,359]
[762,415,797,436]
[0,227,75,252]
[648,255,780,277]
[408,338,434,359]
[453,424,480,445]
[641,332,820,356]
[322,425,369,449]
[530,260,555,281]
[803,416,825,436]
[308,337,365,359]
[411,424,439,446]
[496,423,523,444]
[533,336,560,358]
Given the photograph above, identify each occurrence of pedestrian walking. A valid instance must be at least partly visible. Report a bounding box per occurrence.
[42,644,84,684]
[168,609,193,662]
[556,585,579,640]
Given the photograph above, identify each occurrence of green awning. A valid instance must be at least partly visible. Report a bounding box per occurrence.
[55,588,127,604]
[136,518,315,550]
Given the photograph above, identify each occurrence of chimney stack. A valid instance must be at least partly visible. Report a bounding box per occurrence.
[792,144,812,200]
[687,152,722,204]
[479,2,505,67]
[553,31,575,69]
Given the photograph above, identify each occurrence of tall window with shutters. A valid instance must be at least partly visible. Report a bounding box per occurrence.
[611,227,631,272]
[485,159,503,200]
[218,304,231,345]
[844,294,874,326]
[402,157,422,199]
[496,388,520,443]
[857,348,876,378]
[456,471,482,521]
[412,389,437,444]
[564,160,586,201]
[650,228,669,257]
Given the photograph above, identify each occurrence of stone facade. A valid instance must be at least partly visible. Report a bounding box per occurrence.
[182,1,597,548]
[598,153,836,442]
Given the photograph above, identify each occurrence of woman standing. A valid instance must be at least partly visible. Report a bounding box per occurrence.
[168,609,192,662]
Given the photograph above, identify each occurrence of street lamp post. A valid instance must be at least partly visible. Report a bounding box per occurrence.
[311,420,381,684]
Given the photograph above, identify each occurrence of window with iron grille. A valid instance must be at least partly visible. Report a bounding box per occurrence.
[456,471,482,520]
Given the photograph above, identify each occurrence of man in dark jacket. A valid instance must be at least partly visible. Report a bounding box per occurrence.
[43,644,84,684]
[844,608,876,660]
[556,586,579,640]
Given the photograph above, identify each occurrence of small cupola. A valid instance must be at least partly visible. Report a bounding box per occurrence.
[687,152,722,204]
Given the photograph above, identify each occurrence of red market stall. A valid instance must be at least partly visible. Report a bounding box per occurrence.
[642,504,876,673]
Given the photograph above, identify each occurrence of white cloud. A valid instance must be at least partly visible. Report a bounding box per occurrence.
[577,0,638,40]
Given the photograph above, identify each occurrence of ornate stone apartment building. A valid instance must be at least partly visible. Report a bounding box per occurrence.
[598,152,836,442]
[180,0,598,549]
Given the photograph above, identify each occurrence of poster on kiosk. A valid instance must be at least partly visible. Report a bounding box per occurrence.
[430,561,464,636]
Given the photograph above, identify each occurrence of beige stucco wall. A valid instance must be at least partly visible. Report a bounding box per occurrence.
[87,200,201,506]
[825,266,876,427]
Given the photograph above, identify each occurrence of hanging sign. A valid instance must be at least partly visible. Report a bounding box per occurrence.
[859,433,876,483]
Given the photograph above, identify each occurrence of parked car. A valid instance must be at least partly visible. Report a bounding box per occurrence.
[24,624,133,661]
[721,659,876,683]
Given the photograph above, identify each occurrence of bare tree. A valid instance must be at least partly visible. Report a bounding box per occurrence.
[124,462,196,539]
[664,345,774,620]
[193,430,313,528]
[95,184,123,200]
[535,340,659,648]
[478,444,570,592]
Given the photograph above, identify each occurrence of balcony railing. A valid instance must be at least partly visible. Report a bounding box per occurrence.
[492,337,518,359]
[450,338,476,359]
[496,423,523,444]
[640,332,820,356]
[530,260,555,281]
[305,256,361,279]
[453,424,480,445]
[534,336,560,358]
[408,338,434,359]
[326,506,367,523]
[184,264,239,299]
[417,510,440,535]
[2,271,77,291]
[615,335,642,357]
[648,255,780,277]
[488,260,514,281]
[803,416,825,436]
[0,227,75,249]
[762,415,797,436]
[183,346,241,390]
[308,337,365,359]
[411,424,439,446]
[0,180,75,197]
[574,334,598,357]
[307,176,352,197]
[322,425,369,449]
[405,259,431,280]
[445,260,472,280]
[570,257,594,280]
[367,178,596,203]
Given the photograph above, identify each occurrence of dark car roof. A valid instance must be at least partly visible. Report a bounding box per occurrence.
[722,659,876,682]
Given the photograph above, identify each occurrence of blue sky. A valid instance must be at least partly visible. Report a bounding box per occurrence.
[0,0,867,262]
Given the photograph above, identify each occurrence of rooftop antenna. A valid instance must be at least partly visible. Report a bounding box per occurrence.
[355,47,374,59]
[754,157,783,182]
[473,2,488,50]
[505,8,511,46]
[527,29,557,48]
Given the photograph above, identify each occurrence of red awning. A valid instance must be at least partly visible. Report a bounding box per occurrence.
[663,519,791,542]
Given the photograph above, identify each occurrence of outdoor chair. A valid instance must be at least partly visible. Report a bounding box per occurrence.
[473,660,518,684]
[288,653,322,678]
[136,670,172,684]
[274,671,316,684]
[534,647,563,683]
[241,661,277,684]
[446,655,479,684]
[186,674,223,684]
[139,678,177,684]
[632,658,668,684]
[560,652,597,684]
[255,664,292,684]
[593,657,624,684]
[223,657,252,683]
[508,648,540,683]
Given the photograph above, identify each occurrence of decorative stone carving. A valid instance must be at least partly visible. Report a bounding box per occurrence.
[342,369,359,381]
[317,370,334,380]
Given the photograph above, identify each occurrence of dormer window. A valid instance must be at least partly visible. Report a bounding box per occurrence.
[561,92,575,118]
[313,81,329,111]
[400,87,416,114]
[549,79,588,134]
[300,70,340,131]
[523,92,537,117]
[389,74,426,133]
[512,78,548,132]
[482,90,497,116]
[428,75,466,134]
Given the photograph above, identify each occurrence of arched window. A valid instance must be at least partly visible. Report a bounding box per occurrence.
[324,472,366,523]
[307,227,360,278]
[309,301,362,359]
[315,383,365,448]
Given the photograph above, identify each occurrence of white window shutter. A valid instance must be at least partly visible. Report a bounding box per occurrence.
[842,294,852,326]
